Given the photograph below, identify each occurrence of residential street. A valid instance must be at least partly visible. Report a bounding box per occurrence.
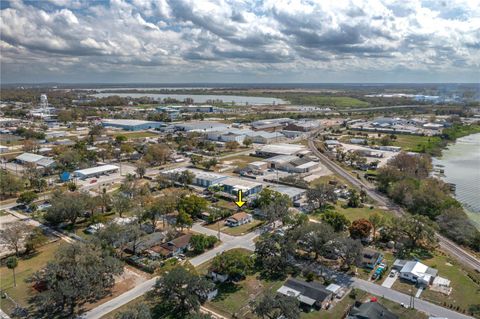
[352,278,473,319]
[81,222,473,319]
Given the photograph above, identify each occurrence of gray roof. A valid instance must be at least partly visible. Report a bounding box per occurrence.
[102,119,163,126]
[348,302,399,319]
[272,185,306,199]
[16,152,44,163]
[280,278,332,304]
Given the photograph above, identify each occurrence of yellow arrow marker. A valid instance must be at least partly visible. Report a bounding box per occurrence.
[235,190,246,208]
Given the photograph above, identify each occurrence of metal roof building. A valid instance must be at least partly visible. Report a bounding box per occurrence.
[16,152,56,168]
[174,121,230,132]
[101,119,164,131]
[255,143,308,157]
[74,164,119,179]
[161,167,228,187]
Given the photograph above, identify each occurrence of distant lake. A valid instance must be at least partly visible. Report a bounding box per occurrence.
[433,133,480,228]
[91,92,286,105]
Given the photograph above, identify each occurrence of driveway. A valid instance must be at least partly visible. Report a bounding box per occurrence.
[353,278,473,319]
[381,272,398,288]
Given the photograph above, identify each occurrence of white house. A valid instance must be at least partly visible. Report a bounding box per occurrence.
[225,212,252,227]
[393,260,438,286]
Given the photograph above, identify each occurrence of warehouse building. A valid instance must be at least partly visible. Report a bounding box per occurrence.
[271,185,306,201]
[174,121,229,132]
[251,118,294,131]
[74,164,119,179]
[160,167,228,187]
[16,152,56,168]
[283,120,321,132]
[255,143,308,157]
[207,129,283,144]
[220,177,263,196]
[266,155,319,173]
[101,119,164,131]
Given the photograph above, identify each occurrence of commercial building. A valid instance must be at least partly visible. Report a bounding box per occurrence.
[74,164,119,179]
[160,167,228,187]
[283,120,321,132]
[266,154,318,173]
[101,119,164,131]
[271,185,306,201]
[255,143,308,157]
[173,121,229,132]
[221,177,263,196]
[16,152,56,168]
[207,128,283,144]
[251,118,294,131]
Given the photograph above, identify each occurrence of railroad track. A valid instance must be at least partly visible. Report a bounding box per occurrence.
[307,136,480,271]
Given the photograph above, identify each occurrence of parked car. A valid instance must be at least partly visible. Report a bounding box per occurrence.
[389,270,398,277]
[37,202,52,211]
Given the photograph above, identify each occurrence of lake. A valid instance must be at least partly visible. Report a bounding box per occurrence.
[91,92,286,105]
[433,133,480,228]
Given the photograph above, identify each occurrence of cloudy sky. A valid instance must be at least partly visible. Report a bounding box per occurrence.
[1,0,479,83]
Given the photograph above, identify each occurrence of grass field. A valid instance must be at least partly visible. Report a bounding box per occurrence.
[280,94,370,108]
[0,240,65,313]
[391,135,443,154]
[221,155,263,170]
[205,274,284,318]
[311,203,394,223]
[334,204,394,222]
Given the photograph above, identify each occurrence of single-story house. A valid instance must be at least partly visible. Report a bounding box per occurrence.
[225,212,252,227]
[151,233,192,258]
[277,278,333,310]
[124,231,166,255]
[361,248,384,269]
[347,301,399,319]
[393,260,438,286]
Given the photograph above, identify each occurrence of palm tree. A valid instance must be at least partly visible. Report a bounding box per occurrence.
[6,256,18,287]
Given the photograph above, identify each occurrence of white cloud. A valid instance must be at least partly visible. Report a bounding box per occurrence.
[0,0,479,82]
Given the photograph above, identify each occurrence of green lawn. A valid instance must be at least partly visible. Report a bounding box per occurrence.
[205,274,284,318]
[205,219,264,236]
[311,203,394,223]
[0,240,65,313]
[335,204,394,222]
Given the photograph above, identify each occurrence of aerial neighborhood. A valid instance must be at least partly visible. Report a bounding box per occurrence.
[1,86,479,319]
[1,1,480,319]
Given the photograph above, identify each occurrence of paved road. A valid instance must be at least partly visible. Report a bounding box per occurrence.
[352,278,473,319]
[81,276,158,319]
[307,135,480,271]
[81,223,259,318]
[189,222,258,267]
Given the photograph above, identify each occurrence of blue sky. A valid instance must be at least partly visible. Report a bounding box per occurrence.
[1,0,479,83]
